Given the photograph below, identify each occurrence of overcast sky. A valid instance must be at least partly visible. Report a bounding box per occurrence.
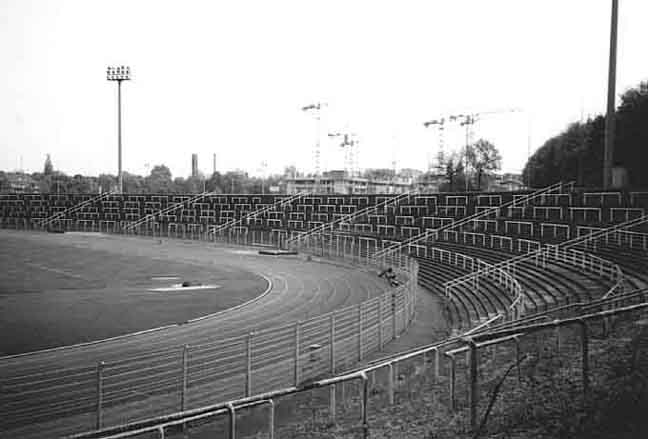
[2,0,647,178]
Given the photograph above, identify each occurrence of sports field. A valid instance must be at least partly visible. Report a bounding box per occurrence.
[0,230,267,355]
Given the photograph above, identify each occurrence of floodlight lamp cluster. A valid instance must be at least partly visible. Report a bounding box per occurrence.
[106,65,131,81]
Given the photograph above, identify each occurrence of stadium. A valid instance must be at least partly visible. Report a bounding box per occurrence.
[0,184,647,438]
[3,1,648,438]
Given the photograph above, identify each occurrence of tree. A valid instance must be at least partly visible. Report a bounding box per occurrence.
[466,139,502,191]
[44,154,53,175]
[145,165,174,193]
[97,174,116,193]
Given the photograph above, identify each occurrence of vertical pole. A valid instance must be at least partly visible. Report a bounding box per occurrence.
[181,344,189,411]
[329,384,336,424]
[246,332,253,397]
[603,0,619,189]
[468,341,479,431]
[358,304,363,361]
[580,321,590,401]
[294,321,301,386]
[227,403,236,439]
[268,400,275,439]
[96,361,104,430]
[330,313,336,373]
[434,348,440,381]
[449,354,456,410]
[378,298,384,350]
[361,374,369,439]
[392,293,397,339]
[117,80,123,194]
[514,336,521,383]
[387,363,394,405]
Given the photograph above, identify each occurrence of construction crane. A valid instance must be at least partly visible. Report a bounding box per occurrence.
[425,108,521,188]
[456,108,522,190]
[328,131,359,178]
[301,102,327,192]
[423,114,465,171]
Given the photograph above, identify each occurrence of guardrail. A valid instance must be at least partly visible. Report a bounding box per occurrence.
[372,181,573,262]
[65,289,648,439]
[0,219,417,438]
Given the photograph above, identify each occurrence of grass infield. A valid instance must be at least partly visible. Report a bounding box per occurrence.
[0,230,267,356]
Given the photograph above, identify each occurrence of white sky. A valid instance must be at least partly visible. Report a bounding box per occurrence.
[2,0,647,178]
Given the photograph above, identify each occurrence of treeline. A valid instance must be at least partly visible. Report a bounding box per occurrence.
[523,80,648,188]
[0,165,284,194]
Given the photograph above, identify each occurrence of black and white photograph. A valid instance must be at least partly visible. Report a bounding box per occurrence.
[1,1,647,438]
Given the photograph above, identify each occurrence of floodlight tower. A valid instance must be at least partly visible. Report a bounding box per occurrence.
[107,65,131,193]
[302,102,326,192]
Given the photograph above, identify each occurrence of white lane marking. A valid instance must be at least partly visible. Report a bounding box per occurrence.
[149,284,220,292]
[151,276,182,281]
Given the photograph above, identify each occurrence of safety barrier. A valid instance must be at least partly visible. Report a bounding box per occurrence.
[64,288,648,439]
[0,221,417,438]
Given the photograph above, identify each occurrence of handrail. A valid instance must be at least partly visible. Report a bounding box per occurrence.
[446,213,648,285]
[66,299,647,439]
[122,191,217,231]
[285,189,419,247]
[39,191,118,227]
[372,181,572,261]
[208,192,306,236]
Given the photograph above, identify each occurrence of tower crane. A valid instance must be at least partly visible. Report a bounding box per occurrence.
[328,131,359,178]
[301,102,327,192]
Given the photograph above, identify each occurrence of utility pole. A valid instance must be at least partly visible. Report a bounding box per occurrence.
[107,66,131,193]
[603,0,619,189]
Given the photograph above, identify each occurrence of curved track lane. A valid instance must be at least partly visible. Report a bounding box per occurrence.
[0,234,391,438]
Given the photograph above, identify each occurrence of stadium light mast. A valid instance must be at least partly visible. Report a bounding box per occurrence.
[106,65,131,193]
[603,0,619,189]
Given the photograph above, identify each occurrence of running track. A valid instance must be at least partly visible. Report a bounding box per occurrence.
[0,233,392,438]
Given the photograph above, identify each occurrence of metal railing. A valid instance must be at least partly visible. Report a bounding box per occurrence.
[122,191,217,232]
[208,192,306,237]
[0,222,417,438]
[372,181,572,262]
[285,189,418,247]
[65,290,648,439]
[38,191,118,228]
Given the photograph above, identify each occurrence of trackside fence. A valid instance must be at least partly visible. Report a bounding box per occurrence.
[64,290,648,439]
[0,222,417,439]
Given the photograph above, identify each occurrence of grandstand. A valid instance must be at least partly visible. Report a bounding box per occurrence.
[0,183,647,438]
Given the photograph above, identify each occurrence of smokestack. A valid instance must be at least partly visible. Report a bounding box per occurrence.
[213,153,217,175]
[191,154,198,178]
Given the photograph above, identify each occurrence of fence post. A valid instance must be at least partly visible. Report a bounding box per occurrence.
[246,332,253,397]
[513,335,521,383]
[294,321,301,386]
[447,353,456,411]
[579,320,590,401]
[227,403,236,439]
[181,344,189,411]
[330,313,336,373]
[96,361,104,430]
[361,373,370,439]
[467,339,479,432]
[378,298,384,350]
[268,399,275,439]
[329,384,336,424]
[392,292,397,339]
[358,304,363,361]
[555,324,561,354]
[387,363,395,405]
